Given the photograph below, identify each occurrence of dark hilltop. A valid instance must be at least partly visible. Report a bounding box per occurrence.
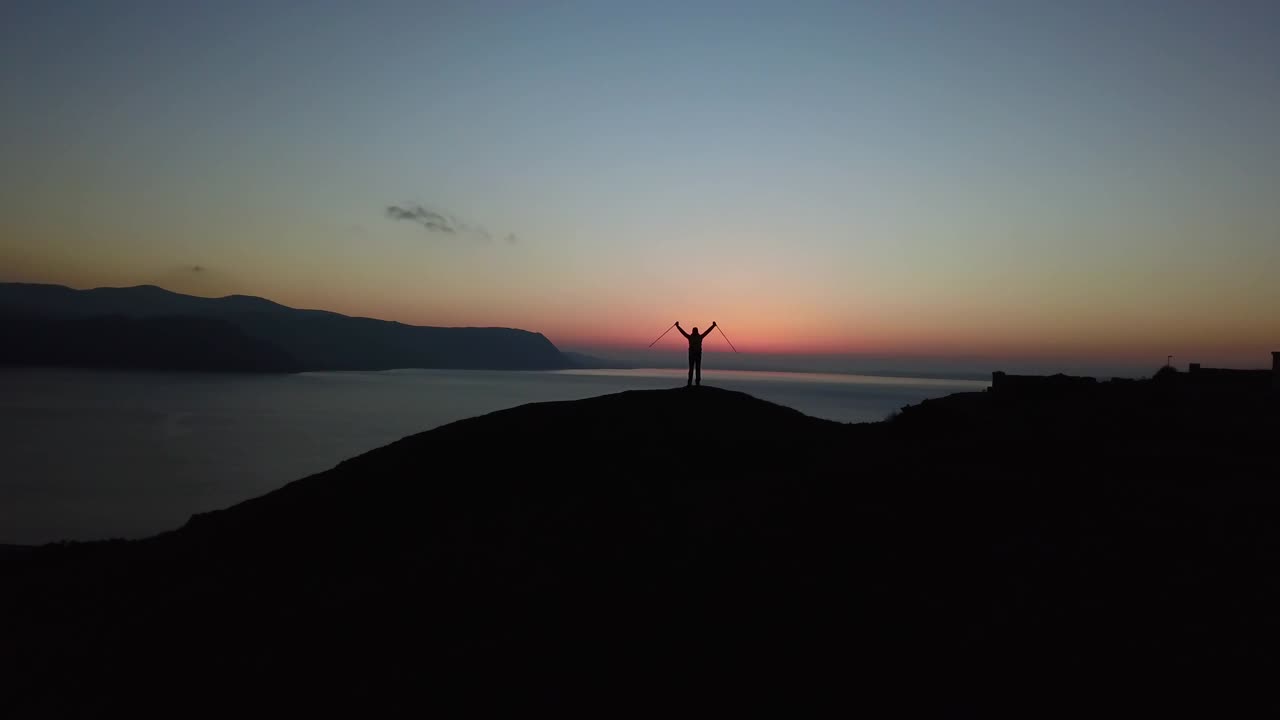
[3,365,1280,714]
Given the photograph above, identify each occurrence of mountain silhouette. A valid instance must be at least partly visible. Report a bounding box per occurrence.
[2,382,1278,714]
[0,283,569,372]
[561,349,630,368]
[0,311,303,372]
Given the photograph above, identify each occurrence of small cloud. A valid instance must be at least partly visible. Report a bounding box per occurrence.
[384,202,517,246]
[385,204,457,234]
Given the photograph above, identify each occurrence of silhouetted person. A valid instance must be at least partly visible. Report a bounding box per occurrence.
[676,321,716,387]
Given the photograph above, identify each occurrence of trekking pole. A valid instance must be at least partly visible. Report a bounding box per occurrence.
[716,324,739,353]
[648,322,677,348]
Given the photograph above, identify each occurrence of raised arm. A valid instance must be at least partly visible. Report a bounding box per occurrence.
[676,321,690,339]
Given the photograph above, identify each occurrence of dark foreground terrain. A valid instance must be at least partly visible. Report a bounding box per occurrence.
[4,381,1279,715]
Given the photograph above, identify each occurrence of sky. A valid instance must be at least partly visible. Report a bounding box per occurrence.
[2,0,1278,373]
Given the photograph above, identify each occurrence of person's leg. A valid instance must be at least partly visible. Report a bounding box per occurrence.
[695,353,702,385]
[687,352,694,386]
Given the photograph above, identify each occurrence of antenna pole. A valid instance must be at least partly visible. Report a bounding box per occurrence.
[716,324,739,353]
[648,322,677,348]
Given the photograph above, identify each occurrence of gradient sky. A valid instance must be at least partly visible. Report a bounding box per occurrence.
[3,1,1278,370]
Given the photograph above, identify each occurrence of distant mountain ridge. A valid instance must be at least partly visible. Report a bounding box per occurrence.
[561,350,631,369]
[0,282,570,373]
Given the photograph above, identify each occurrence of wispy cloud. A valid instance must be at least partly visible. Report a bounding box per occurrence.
[385,203,518,245]
[385,204,457,234]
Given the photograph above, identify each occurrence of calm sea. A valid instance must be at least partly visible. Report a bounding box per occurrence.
[0,368,987,544]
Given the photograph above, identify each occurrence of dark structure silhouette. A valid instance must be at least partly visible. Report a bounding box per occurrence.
[992,352,1280,397]
[990,370,1098,393]
[675,320,715,386]
[1181,354,1279,392]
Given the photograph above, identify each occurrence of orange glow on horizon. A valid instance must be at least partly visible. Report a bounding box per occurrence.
[3,267,1274,371]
